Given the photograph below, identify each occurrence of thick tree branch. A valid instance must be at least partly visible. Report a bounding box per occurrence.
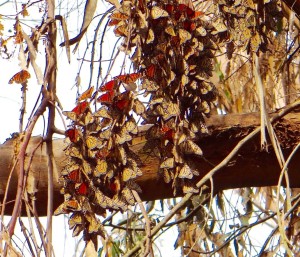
[1,111,300,216]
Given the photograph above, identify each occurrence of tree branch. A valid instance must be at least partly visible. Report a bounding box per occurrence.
[1,109,300,216]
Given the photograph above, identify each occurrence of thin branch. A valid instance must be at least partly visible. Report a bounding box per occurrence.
[8,95,49,238]
[132,190,153,257]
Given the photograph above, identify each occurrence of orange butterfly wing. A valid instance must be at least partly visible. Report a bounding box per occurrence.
[115,73,141,84]
[9,70,31,84]
[67,169,81,183]
[75,182,88,195]
[72,101,88,115]
[66,128,79,142]
[97,91,114,104]
[100,80,116,92]
[77,87,94,102]
[145,64,155,78]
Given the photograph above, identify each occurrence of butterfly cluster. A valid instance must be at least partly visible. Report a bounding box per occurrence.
[55,84,144,241]
[108,0,219,194]
[213,0,282,56]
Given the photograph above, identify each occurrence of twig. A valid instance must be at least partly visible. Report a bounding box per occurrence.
[132,190,153,257]
[8,96,49,238]
[258,193,300,257]
[19,84,27,133]
[91,8,113,88]
[18,218,36,257]
[276,142,300,256]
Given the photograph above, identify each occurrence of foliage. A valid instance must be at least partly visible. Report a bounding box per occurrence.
[0,0,300,256]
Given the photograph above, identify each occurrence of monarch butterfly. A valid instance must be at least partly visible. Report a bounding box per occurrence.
[85,135,99,149]
[117,146,127,165]
[162,102,180,121]
[115,73,141,84]
[62,111,77,122]
[82,160,92,174]
[162,128,174,141]
[201,100,210,114]
[72,224,84,237]
[212,19,227,34]
[183,183,199,194]
[181,74,189,87]
[125,119,138,134]
[109,12,129,26]
[108,19,121,26]
[122,167,136,182]
[196,27,207,36]
[15,31,23,44]
[61,162,80,175]
[178,133,187,145]
[144,64,156,78]
[72,101,89,115]
[141,80,158,93]
[160,157,175,169]
[100,80,117,92]
[75,182,88,196]
[77,86,94,102]
[66,199,80,211]
[165,25,176,36]
[170,36,180,47]
[122,187,135,205]
[97,91,114,104]
[99,128,111,140]
[133,99,145,115]
[68,213,83,229]
[65,128,79,143]
[151,6,169,19]
[178,164,193,179]
[86,213,102,234]
[54,202,68,215]
[66,169,81,183]
[250,33,261,53]
[163,169,172,183]
[94,106,112,119]
[116,132,132,145]
[84,111,94,125]
[114,25,129,37]
[179,140,203,156]
[115,98,131,110]
[178,29,191,44]
[146,28,155,44]
[177,4,199,18]
[183,21,196,32]
[164,4,175,14]
[8,70,31,84]
[112,195,127,211]
[94,159,108,177]
[126,180,142,192]
[96,147,109,159]
[65,146,83,159]
[108,180,118,193]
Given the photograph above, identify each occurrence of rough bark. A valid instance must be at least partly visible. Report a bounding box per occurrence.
[1,112,300,216]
